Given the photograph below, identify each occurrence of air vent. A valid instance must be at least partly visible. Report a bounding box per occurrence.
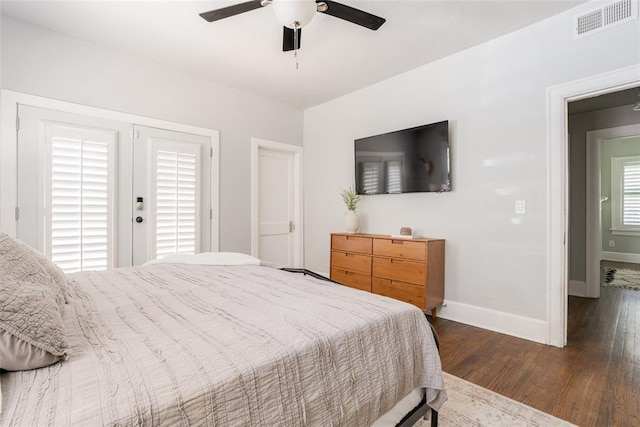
[576,9,603,35]
[574,0,637,37]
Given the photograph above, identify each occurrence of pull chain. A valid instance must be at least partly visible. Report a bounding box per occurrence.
[293,21,300,70]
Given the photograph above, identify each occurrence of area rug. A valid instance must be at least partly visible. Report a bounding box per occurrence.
[601,267,640,291]
[415,372,575,426]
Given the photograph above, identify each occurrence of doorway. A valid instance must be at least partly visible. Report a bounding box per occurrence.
[547,65,639,347]
[564,84,640,344]
[583,124,640,298]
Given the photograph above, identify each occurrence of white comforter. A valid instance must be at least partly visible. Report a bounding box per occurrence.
[1,263,446,426]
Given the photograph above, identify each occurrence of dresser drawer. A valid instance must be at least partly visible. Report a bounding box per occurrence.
[372,257,425,286]
[372,277,426,310]
[331,251,372,275]
[331,268,372,292]
[331,235,372,254]
[373,238,426,261]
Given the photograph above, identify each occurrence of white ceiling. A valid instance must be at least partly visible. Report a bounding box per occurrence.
[2,0,588,109]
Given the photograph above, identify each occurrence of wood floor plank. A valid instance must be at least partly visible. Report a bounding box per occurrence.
[432,286,640,427]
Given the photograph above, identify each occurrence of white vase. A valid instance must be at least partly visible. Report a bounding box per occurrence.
[344,210,360,234]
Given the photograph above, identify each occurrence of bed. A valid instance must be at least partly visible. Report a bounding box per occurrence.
[0,240,447,426]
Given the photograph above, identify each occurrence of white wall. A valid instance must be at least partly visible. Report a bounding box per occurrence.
[303,2,640,342]
[0,16,303,254]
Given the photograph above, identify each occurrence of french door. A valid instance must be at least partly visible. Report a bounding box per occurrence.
[131,125,211,266]
[16,105,212,271]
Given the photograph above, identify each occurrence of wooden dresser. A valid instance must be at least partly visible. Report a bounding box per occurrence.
[330,233,445,317]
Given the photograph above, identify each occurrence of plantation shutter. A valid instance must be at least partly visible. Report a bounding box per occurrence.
[152,140,201,259]
[386,160,402,193]
[362,161,380,194]
[45,125,115,273]
[623,160,640,226]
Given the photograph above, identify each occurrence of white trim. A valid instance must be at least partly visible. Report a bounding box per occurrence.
[250,138,304,267]
[568,280,588,297]
[0,90,220,251]
[602,250,640,264]
[437,300,548,344]
[585,130,602,299]
[611,229,640,236]
[547,65,640,347]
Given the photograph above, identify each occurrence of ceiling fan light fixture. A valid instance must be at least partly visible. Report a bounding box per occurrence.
[272,0,317,29]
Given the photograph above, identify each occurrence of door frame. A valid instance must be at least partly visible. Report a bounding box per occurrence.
[0,90,220,252]
[547,65,640,347]
[250,137,303,267]
[586,124,640,299]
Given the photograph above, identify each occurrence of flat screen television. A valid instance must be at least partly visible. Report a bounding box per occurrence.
[354,120,451,195]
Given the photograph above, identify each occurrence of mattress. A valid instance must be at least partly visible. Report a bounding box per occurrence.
[0,262,446,426]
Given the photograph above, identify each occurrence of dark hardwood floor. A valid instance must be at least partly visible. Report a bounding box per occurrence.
[431,286,640,427]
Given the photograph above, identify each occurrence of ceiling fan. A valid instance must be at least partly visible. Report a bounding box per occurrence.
[199,0,386,52]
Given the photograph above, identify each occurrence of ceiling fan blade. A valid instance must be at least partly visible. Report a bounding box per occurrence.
[283,26,302,52]
[320,1,385,30]
[199,1,263,22]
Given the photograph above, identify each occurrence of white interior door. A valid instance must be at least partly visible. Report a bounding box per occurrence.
[251,139,302,267]
[16,105,132,270]
[132,125,211,265]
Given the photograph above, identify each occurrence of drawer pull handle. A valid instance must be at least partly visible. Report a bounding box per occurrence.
[391,240,404,245]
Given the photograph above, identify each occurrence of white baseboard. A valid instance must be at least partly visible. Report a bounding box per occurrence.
[436,300,548,345]
[601,251,640,264]
[568,280,587,297]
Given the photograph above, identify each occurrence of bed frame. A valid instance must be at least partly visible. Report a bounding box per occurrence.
[281,268,440,427]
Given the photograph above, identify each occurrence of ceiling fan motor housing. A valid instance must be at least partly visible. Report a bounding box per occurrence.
[272,0,317,28]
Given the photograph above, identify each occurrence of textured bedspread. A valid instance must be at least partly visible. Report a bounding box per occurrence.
[1,264,446,426]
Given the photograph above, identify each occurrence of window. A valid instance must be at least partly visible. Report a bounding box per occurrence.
[611,155,640,235]
[45,124,116,273]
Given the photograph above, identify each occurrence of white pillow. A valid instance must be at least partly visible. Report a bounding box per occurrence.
[145,252,262,266]
[0,279,69,371]
[0,231,68,312]
[0,231,69,371]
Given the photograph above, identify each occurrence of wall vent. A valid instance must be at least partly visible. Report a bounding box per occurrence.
[574,0,637,38]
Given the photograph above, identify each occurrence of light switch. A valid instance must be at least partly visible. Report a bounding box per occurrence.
[515,200,526,215]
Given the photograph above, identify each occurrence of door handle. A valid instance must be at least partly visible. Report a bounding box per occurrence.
[136,216,143,223]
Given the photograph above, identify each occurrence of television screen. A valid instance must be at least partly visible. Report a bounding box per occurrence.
[354,120,450,195]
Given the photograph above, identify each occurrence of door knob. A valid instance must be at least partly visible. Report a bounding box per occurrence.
[136,216,143,223]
